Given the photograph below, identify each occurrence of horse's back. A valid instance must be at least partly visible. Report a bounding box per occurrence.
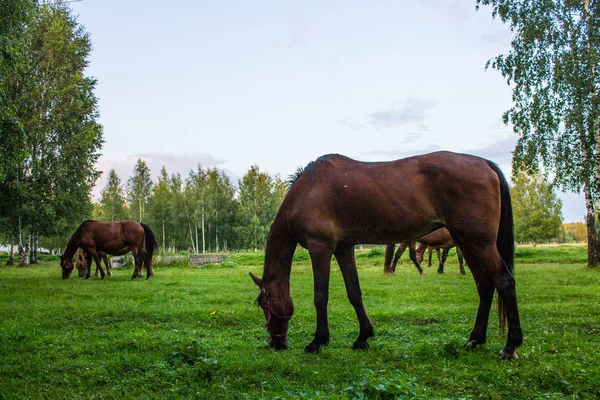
[284,152,502,245]
[79,220,144,250]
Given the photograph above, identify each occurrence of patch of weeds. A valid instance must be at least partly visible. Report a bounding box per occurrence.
[342,368,421,399]
[365,247,385,258]
[441,338,464,359]
[293,249,311,262]
[170,338,218,367]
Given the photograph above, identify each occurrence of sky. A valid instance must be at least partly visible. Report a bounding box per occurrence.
[70,0,586,223]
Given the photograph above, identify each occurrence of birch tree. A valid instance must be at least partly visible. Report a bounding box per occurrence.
[2,2,102,264]
[477,0,600,266]
[126,158,152,222]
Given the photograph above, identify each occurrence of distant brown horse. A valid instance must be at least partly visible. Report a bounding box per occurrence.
[384,228,465,275]
[416,243,465,274]
[75,248,113,278]
[249,152,521,359]
[61,220,157,280]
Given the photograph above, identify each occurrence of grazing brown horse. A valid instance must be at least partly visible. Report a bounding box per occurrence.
[384,228,465,275]
[416,243,465,274]
[249,152,521,359]
[75,248,113,278]
[61,220,157,280]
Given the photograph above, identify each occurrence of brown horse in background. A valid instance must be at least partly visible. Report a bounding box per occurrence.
[75,248,113,278]
[61,220,157,280]
[250,152,521,359]
[384,228,465,275]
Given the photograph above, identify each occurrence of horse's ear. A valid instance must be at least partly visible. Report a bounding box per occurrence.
[249,272,262,287]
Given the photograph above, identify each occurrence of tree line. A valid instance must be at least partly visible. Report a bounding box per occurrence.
[93,159,287,255]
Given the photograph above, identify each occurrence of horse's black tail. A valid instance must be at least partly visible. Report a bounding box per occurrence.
[486,160,515,333]
[384,244,395,274]
[141,223,158,276]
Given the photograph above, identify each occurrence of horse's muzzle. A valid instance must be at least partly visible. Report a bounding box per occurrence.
[269,334,289,350]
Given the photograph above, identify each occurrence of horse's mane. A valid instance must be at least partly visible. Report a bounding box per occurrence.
[286,155,343,190]
[67,220,97,246]
[286,166,308,190]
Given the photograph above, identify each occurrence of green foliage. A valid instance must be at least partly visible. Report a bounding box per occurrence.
[511,171,563,243]
[0,0,35,183]
[562,222,587,243]
[1,1,102,257]
[477,0,600,192]
[292,248,311,263]
[100,169,128,222]
[236,166,285,251]
[0,246,598,398]
[126,158,152,222]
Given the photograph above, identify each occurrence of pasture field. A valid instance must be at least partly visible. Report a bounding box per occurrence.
[0,246,599,399]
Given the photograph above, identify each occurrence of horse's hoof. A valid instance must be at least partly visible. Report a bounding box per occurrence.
[499,348,518,360]
[464,340,483,350]
[304,342,322,353]
[437,270,444,274]
[353,340,370,350]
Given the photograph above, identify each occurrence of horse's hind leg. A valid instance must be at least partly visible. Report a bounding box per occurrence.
[305,240,333,353]
[131,249,143,279]
[89,252,105,279]
[103,255,112,277]
[334,245,374,350]
[462,245,522,358]
[140,248,154,279]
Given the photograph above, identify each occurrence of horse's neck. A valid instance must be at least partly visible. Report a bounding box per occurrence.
[64,236,80,259]
[262,222,296,285]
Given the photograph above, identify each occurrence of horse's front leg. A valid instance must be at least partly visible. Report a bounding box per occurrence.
[305,241,332,353]
[334,245,374,350]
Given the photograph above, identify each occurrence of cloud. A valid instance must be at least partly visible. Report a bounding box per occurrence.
[466,134,517,169]
[368,97,437,131]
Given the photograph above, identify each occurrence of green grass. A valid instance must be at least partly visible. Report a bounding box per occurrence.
[0,246,599,399]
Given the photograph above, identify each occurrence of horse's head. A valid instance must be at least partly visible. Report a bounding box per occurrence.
[416,249,425,264]
[60,255,74,279]
[75,249,88,278]
[250,272,294,350]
